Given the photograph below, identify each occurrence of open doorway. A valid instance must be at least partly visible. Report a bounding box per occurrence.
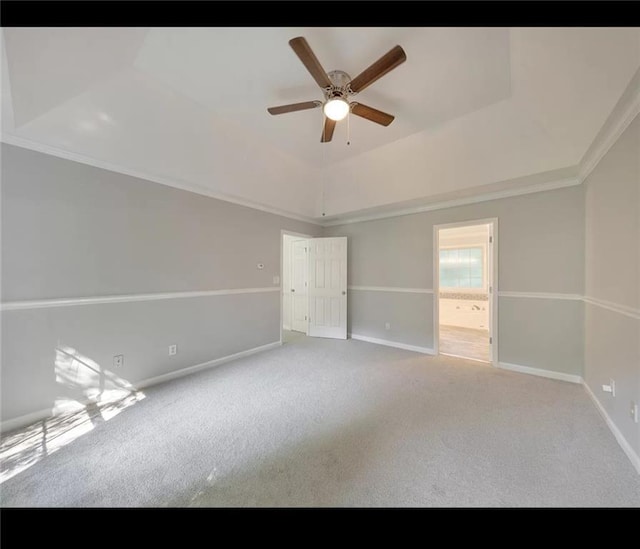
[434,219,498,364]
[282,232,311,343]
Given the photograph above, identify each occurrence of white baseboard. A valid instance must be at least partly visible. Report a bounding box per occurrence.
[583,381,640,475]
[0,406,54,434]
[0,341,281,434]
[134,341,282,390]
[350,333,435,355]
[282,324,291,331]
[497,361,583,384]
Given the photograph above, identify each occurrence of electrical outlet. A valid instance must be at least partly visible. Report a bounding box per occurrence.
[385,322,391,330]
[602,379,616,396]
[169,344,177,356]
[113,354,124,368]
[631,402,638,423]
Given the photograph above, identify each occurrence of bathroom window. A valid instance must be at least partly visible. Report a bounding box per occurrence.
[439,247,484,289]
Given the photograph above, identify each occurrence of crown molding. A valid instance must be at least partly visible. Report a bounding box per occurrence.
[4,66,638,229]
[320,177,581,227]
[0,134,322,226]
[321,69,640,227]
[578,76,640,183]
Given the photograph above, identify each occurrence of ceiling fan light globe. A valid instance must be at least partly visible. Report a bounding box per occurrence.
[323,98,349,121]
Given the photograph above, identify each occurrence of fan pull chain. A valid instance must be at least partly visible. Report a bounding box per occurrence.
[347,109,351,145]
[321,111,326,216]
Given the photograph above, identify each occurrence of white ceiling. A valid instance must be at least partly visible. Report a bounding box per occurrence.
[2,27,639,221]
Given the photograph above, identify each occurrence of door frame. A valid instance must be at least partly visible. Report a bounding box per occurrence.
[280,229,313,344]
[433,218,499,365]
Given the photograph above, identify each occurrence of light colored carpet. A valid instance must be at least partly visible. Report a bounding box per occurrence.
[1,331,639,507]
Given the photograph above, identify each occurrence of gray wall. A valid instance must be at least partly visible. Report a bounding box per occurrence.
[349,292,434,349]
[584,115,640,458]
[326,185,585,375]
[1,143,321,425]
[1,145,319,301]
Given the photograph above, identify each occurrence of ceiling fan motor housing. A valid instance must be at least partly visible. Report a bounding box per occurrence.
[325,70,353,102]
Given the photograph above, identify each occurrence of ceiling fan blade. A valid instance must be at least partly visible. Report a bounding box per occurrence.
[321,117,336,143]
[351,103,395,126]
[289,37,332,89]
[348,45,407,94]
[267,101,320,115]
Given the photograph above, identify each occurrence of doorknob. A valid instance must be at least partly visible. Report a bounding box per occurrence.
[342,291,346,295]
[291,289,295,292]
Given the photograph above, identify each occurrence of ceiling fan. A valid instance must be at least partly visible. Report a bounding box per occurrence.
[267,37,407,143]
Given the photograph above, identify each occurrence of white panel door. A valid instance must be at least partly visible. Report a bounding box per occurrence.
[308,237,347,339]
[291,239,309,333]
[282,236,292,330]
